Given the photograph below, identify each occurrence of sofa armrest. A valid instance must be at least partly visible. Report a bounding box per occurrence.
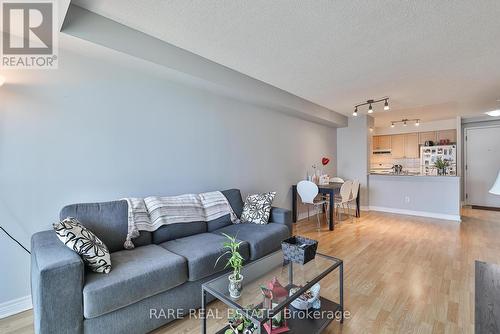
[269,207,292,235]
[31,230,84,334]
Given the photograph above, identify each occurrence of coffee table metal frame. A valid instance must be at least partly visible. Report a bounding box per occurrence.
[200,251,344,334]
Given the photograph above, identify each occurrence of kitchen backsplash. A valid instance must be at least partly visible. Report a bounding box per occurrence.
[371,157,420,172]
[392,158,420,172]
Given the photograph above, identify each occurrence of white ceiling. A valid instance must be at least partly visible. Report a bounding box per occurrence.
[72,0,500,127]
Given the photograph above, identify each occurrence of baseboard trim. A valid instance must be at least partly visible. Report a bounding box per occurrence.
[471,205,500,212]
[297,211,308,221]
[368,206,461,222]
[296,211,323,221]
[0,295,32,319]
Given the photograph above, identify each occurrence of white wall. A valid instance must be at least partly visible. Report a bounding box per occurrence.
[337,115,373,207]
[0,35,337,308]
[369,175,461,221]
[63,5,348,128]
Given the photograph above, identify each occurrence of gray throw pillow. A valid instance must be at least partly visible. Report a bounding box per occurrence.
[53,217,112,273]
[241,192,276,224]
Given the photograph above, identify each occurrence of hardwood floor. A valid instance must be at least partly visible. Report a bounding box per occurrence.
[2,208,500,334]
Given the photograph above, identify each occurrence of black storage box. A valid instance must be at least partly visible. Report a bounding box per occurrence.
[281,235,318,265]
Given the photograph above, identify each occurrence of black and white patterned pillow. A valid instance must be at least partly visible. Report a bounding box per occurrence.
[53,217,112,274]
[240,192,276,224]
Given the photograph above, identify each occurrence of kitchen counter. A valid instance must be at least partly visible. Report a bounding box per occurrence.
[368,174,461,221]
[370,172,458,177]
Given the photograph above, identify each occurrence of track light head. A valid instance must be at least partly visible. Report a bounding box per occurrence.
[368,104,373,114]
[384,99,390,111]
[391,122,395,128]
[403,121,407,126]
[353,106,358,116]
[415,120,420,126]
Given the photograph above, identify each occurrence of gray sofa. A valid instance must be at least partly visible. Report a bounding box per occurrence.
[30,189,291,334]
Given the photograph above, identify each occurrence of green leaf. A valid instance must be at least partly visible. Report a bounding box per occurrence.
[221,232,235,241]
[214,251,231,268]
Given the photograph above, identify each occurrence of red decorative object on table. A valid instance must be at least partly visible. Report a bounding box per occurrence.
[321,157,330,166]
[262,277,290,334]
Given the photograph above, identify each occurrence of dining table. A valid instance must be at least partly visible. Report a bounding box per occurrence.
[292,182,360,230]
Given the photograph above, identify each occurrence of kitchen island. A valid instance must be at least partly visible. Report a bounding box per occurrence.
[368,174,461,221]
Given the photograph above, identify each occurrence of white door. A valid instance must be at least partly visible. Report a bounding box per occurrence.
[465,125,500,207]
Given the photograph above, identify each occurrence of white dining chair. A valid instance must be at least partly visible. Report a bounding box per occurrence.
[297,180,329,231]
[330,177,345,183]
[348,179,360,220]
[335,180,353,223]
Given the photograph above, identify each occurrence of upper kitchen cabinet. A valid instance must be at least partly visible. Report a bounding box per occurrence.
[436,129,457,144]
[372,129,456,159]
[417,129,456,145]
[419,131,437,145]
[404,133,419,158]
[391,134,405,158]
[373,135,391,151]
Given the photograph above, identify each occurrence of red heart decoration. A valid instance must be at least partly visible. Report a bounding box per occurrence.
[322,157,330,166]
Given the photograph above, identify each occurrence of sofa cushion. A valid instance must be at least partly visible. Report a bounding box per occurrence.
[60,200,152,253]
[222,189,244,218]
[83,245,187,318]
[53,217,112,273]
[206,214,232,233]
[159,233,250,281]
[206,189,244,232]
[153,221,207,244]
[241,192,276,225]
[212,223,290,260]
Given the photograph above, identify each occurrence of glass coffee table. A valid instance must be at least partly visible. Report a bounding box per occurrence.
[201,250,343,334]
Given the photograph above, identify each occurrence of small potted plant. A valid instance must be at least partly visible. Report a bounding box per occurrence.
[225,311,256,334]
[434,157,449,175]
[216,233,245,299]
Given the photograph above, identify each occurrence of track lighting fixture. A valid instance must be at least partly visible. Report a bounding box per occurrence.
[353,97,389,116]
[390,118,420,127]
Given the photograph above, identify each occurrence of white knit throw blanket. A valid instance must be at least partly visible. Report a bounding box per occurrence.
[124,191,238,249]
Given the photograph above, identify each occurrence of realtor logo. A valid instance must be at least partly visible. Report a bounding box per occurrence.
[1,0,58,68]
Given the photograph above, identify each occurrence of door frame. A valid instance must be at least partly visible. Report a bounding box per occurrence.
[464,124,500,205]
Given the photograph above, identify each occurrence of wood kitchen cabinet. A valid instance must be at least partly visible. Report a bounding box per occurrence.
[372,136,379,150]
[387,133,417,158]
[391,134,405,158]
[419,131,437,145]
[404,133,419,158]
[373,135,391,150]
[436,129,457,143]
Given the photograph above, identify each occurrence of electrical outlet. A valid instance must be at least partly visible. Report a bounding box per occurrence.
[404,196,410,204]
